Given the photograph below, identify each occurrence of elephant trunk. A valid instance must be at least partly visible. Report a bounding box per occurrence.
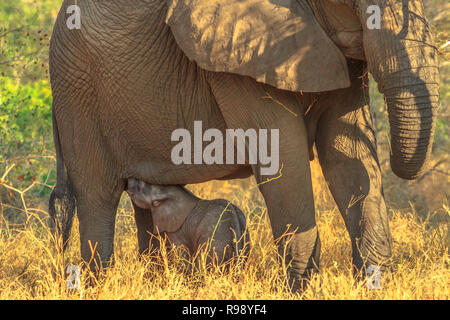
[358,0,440,179]
[384,82,439,180]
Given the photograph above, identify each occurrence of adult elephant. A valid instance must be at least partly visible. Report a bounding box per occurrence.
[49,0,439,291]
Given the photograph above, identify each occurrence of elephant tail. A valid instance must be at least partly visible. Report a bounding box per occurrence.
[48,108,76,250]
[230,204,251,261]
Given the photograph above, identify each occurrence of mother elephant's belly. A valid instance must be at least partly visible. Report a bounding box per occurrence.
[123,160,248,185]
[119,130,248,185]
[105,102,247,185]
[92,48,251,185]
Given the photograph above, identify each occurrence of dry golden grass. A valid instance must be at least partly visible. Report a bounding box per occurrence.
[0,155,448,300]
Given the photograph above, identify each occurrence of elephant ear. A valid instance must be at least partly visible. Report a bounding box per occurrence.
[152,198,193,233]
[166,0,350,92]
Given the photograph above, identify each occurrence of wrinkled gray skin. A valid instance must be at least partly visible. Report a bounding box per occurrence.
[49,0,439,291]
[126,178,249,265]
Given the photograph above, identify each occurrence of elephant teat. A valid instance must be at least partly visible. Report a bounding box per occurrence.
[126,178,147,195]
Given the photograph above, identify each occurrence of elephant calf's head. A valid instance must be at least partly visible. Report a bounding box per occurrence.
[126,178,198,234]
[126,179,250,262]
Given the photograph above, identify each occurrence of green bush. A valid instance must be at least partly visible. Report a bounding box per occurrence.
[0,1,59,215]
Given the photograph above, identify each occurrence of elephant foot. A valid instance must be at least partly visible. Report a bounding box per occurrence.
[288,277,310,294]
[352,263,384,290]
[365,265,382,290]
[77,259,112,289]
[282,228,321,294]
[287,267,319,294]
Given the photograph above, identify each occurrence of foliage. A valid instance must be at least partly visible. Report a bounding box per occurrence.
[0,1,59,215]
[0,0,59,82]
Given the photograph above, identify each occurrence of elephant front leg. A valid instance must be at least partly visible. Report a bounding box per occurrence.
[315,60,393,284]
[210,73,320,292]
[256,158,320,292]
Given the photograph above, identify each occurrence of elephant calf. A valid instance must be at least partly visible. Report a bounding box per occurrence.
[126,178,250,265]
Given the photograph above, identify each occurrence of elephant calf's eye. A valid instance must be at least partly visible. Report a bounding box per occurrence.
[152,200,163,207]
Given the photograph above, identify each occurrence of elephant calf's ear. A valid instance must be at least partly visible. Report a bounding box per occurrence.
[152,196,196,234]
[166,0,350,93]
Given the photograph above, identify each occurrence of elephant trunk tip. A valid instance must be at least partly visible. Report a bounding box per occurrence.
[390,159,428,180]
[388,134,434,180]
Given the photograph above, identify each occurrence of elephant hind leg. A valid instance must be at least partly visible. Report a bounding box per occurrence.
[75,190,122,272]
[59,122,124,272]
[51,43,124,273]
[315,61,392,279]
